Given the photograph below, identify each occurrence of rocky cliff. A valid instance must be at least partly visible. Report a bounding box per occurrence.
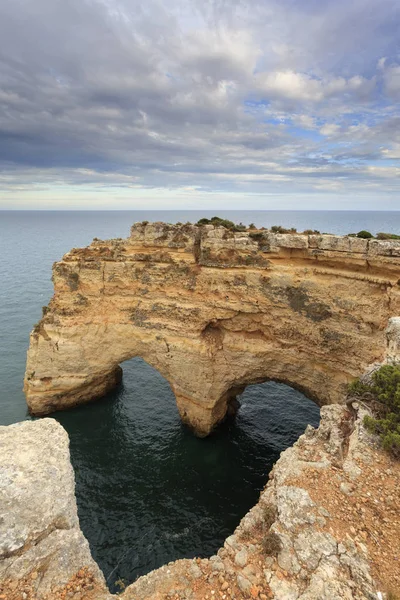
[0,419,111,600]
[2,405,398,599]
[24,222,400,435]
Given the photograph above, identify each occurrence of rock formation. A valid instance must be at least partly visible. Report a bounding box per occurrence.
[24,222,400,436]
[2,403,398,599]
[121,402,400,600]
[0,419,112,600]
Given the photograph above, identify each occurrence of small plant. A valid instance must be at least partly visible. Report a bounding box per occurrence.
[270,225,297,234]
[349,364,400,458]
[262,504,277,529]
[196,216,236,230]
[115,578,126,592]
[248,223,256,229]
[42,305,49,317]
[303,229,320,235]
[356,230,373,239]
[376,232,400,240]
[232,222,247,232]
[249,231,265,241]
[141,220,149,226]
[262,532,282,556]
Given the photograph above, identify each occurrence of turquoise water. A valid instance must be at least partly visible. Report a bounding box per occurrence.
[1,210,399,590]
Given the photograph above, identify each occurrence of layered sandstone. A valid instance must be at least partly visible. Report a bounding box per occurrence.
[24,222,400,435]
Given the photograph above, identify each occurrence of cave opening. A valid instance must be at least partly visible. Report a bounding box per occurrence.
[53,357,320,593]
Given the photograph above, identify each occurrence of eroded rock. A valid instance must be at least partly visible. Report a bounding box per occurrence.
[0,419,110,599]
[24,222,400,436]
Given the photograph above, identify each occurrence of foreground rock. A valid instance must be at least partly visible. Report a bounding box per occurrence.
[2,408,398,599]
[121,404,400,600]
[24,223,400,436]
[0,419,111,600]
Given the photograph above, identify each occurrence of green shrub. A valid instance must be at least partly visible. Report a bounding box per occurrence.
[270,225,297,234]
[376,232,400,240]
[349,364,400,458]
[196,216,236,229]
[248,223,256,229]
[262,532,282,556]
[303,229,320,235]
[249,231,265,241]
[356,230,373,239]
[232,222,247,232]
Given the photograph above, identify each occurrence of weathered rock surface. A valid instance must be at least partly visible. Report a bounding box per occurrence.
[120,404,400,600]
[0,419,111,599]
[2,405,398,599]
[24,222,400,436]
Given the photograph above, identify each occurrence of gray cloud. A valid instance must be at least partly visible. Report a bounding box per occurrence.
[0,0,399,207]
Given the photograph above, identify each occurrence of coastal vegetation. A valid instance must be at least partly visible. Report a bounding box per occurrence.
[349,364,400,458]
[350,230,400,239]
[189,217,399,239]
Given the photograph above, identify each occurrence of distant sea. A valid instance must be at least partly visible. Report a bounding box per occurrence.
[0,210,398,591]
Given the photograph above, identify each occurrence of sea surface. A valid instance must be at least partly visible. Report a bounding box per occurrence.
[1,210,399,591]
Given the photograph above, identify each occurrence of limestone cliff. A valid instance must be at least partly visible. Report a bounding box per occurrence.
[0,419,112,600]
[24,222,400,435]
[2,404,398,599]
[121,402,400,600]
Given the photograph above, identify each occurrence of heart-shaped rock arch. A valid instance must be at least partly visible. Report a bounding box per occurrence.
[24,222,400,436]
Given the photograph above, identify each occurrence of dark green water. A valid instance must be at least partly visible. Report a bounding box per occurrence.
[53,359,319,590]
[8,210,400,590]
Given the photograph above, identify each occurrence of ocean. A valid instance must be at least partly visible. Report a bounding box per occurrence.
[1,210,399,591]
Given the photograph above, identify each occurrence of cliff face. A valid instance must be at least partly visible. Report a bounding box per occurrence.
[24,222,400,435]
[121,402,400,600]
[0,419,111,600]
[3,404,398,599]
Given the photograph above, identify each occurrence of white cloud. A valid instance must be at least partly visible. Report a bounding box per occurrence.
[320,123,341,136]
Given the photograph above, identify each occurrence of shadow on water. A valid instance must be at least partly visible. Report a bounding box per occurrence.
[52,357,320,593]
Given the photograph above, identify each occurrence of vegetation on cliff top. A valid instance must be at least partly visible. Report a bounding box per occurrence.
[349,230,400,239]
[193,218,399,239]
[349,364,400,458]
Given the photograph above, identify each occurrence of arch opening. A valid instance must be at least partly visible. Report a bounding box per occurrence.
[211,369,324,436]
[53,357,320,593]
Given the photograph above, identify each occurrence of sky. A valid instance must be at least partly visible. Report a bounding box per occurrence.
[0,0,399,210]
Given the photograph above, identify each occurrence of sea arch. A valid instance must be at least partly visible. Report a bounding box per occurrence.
[24,222,400,436]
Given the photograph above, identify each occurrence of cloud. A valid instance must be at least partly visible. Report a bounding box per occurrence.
[0,0,399,208]
[320,124,341,137]
[383,64,400,99]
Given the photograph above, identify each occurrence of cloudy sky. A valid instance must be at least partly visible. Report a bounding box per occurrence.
[0,0,399,209]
